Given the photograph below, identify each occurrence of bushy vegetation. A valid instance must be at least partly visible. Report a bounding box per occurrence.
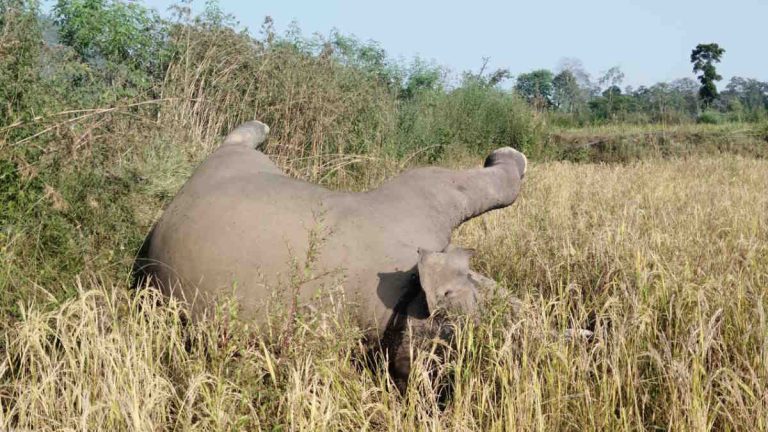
[1,0,767,430]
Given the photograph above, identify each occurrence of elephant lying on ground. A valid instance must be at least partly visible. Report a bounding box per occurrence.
[135,120,527,386]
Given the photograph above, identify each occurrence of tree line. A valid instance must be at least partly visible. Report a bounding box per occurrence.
[514,44,766,125]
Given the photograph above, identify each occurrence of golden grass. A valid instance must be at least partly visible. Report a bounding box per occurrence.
[2,156,767,431]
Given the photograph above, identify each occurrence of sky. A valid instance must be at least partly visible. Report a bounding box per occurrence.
[142,0,767,88]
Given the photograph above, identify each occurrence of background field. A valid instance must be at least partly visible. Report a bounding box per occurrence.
[1,1,768,430]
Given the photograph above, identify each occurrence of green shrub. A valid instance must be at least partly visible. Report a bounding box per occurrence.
[0,0,44,124]
[53,0,169,80]
[757,121,768,142]
[697,110,725,124]
[395,82,540,160]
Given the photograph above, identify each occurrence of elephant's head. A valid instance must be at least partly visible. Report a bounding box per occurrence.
[417,246,487,319]
[386,246,495,393]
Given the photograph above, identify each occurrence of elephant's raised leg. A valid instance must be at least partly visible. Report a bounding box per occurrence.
[219,120,286,176]
[430,147,527,229]
[368,147,527,246]
[222,120,270,149]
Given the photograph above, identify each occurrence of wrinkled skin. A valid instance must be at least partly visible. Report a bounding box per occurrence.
[135,120,527,386]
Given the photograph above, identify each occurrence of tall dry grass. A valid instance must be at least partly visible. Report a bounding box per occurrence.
[159,23,399,182]
[2,156,766,431]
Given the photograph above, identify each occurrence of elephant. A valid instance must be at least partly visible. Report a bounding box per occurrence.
[135,120,527,387]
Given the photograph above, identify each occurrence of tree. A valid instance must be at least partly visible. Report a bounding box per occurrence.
[400,57,443,100]
[53,0,167,75]
[514,69,554,110]
[598,66,625,92]
[597,66,625,117]
[690,43,725,107]
[330,31,393,83]
[669,78,700,116]
[554,58,593,116]
[722,77,768,118]
[557,58,594,91]
[589,86,633,121]
[460,57,510,89]
[552,70,580,113]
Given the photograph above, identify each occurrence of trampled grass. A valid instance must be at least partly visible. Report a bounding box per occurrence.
[2,156,766,431]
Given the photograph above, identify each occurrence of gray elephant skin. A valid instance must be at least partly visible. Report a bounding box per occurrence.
[135,120,527,381]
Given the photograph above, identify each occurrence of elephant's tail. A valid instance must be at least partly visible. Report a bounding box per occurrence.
[222,120,270,149]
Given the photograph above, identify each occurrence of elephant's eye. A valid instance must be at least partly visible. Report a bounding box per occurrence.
[443,289,459,299]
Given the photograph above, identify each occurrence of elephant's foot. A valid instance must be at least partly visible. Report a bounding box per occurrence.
[222,120,270,149]
[484,147,528,178]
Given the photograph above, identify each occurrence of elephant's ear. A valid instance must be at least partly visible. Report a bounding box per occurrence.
[418,247,475,315]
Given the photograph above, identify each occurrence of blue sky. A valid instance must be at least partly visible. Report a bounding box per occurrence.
[143,0,766,88]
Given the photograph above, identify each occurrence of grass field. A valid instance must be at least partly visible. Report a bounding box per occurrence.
[2,153,766,431]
